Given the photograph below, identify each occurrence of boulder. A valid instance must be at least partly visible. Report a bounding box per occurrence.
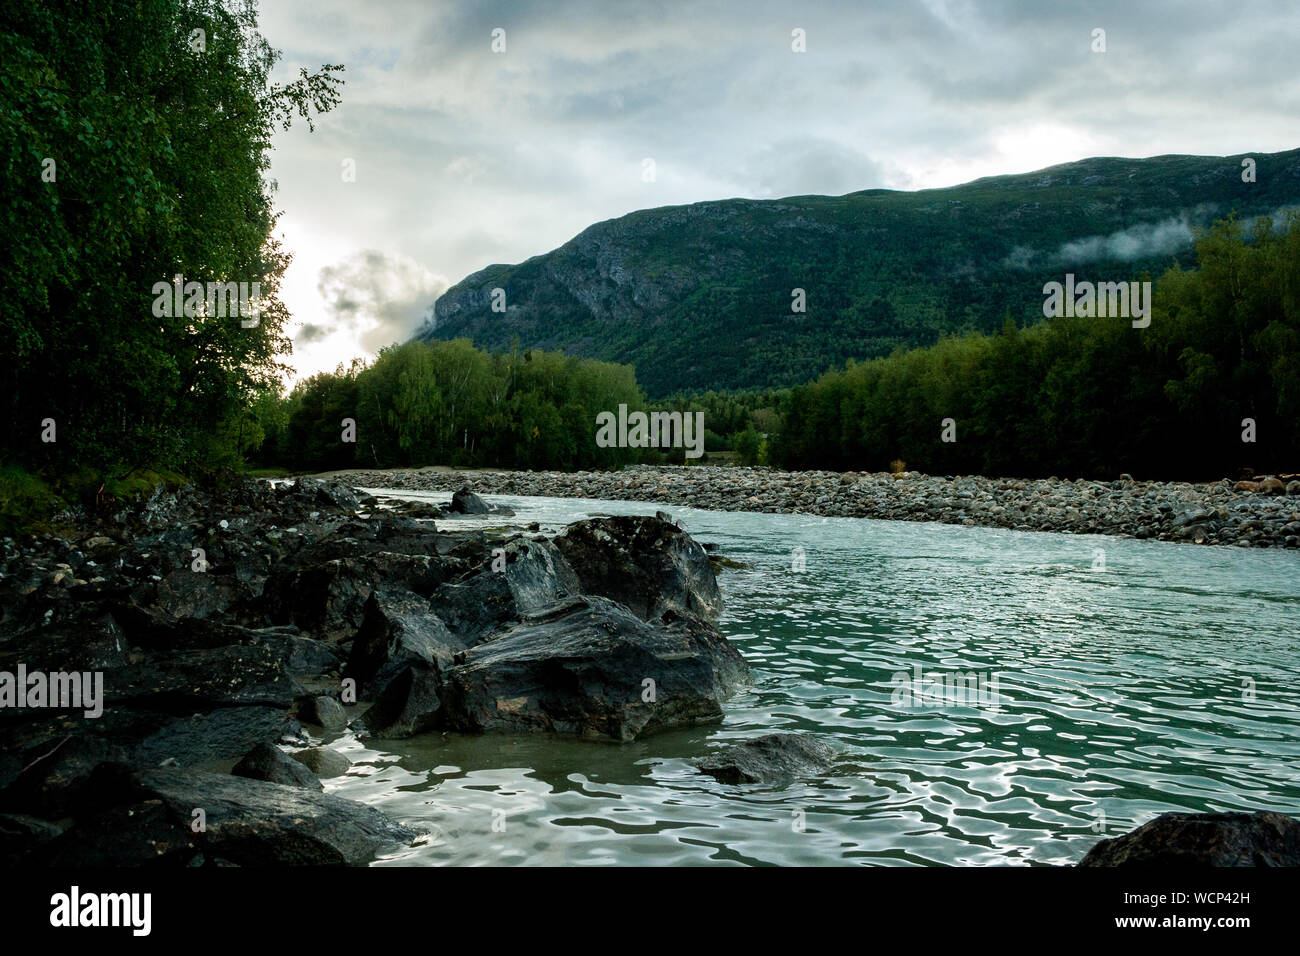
[345,589,465,696]
[37,766,414,866]
[128,705,303,769]
[280,478,363,515]
[0,608,131,672]
[1080,811,1300,867]
[260,560,377,642]
[107,643,303,709]
[0,812,63,866]
[439,595,748,741]
[232,743,323,790]
[693,732,835,785]
[290,747,350,779]
[357,663,443,739]
[155,569,240,620]
[553,515,723,623]
[450,487,489,515]
[297,694,348,730]
[261,552,454,642]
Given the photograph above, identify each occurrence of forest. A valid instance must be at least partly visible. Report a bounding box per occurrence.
[772,214,1300,480]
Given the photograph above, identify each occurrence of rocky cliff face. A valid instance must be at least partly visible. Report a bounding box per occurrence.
[417,148,1300,395]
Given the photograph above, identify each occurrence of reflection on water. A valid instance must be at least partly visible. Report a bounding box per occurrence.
[320,492,1300,866]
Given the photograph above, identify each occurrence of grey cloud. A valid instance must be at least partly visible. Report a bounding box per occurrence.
[296,322,330,344]
[313,250,449,353]
[738,139,897,197]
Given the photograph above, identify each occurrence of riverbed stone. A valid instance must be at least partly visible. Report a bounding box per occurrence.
[40,766,414,866]
[1080,810,1300,867]
[233,742,323,790]
[290,747,350,779]
[693,732,835,785]
[450,486,490,514]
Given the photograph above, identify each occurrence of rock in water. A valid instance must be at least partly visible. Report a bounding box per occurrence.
[450,486,490,514]
[297,694,348,730]
[36,767,415,867]
[232,743,323,790]
[1079,811,1300,866]
[693,732,835,785]
[290,747,350,779]
[553,515,723,623]
[439,595,749,741]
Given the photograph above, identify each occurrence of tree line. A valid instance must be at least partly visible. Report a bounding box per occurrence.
[256,340,650,471]
[771,213,1300,480]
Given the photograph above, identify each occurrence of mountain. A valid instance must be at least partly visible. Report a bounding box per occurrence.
[416,149,1300,396]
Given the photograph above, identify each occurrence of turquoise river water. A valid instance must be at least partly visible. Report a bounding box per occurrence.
[319,492,1300,866]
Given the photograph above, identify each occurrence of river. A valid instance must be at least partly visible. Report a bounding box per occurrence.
[321,491,1300,866]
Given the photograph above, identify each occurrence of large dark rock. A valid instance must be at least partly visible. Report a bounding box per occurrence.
[36,766,415,866]
[110,608,339,678]
[0,607,131,673]
[155,569,242,620]
[345,589,465,696]
[439,595,749,741]
[128,706,303,768]
[297,694,348,730]
[427,573,519,643]
[553,515,723,623]
[357,663,443,739]
[0,812,63,866]
[260,552,454,642]
[34,799,200,867]
[450,487,490,514]
[280,478,364,515]
[1080,811,1300,867]
[0,732,129,817]
[496,537,582,611]
[260,560,377,642]
[1,704,303,817]
[428,537,581,641]
[107,643,303,709]
[693,732,835,785]
[232,742,323,790]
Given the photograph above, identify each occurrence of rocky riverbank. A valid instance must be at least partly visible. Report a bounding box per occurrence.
[327,465,1300,549]
[2,475,1295,868]
[0,477,747,866]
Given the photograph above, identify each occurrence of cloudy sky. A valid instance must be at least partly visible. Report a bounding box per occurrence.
[258,0,1300,380]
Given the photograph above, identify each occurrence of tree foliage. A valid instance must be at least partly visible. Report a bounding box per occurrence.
[772,214,1300,480]
[0,0,342,477]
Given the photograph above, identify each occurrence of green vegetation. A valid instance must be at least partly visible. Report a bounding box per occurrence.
[254,340,652,471]
[420,150,1300,396]
[0,0,341,509]
[772,214,1300,480]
